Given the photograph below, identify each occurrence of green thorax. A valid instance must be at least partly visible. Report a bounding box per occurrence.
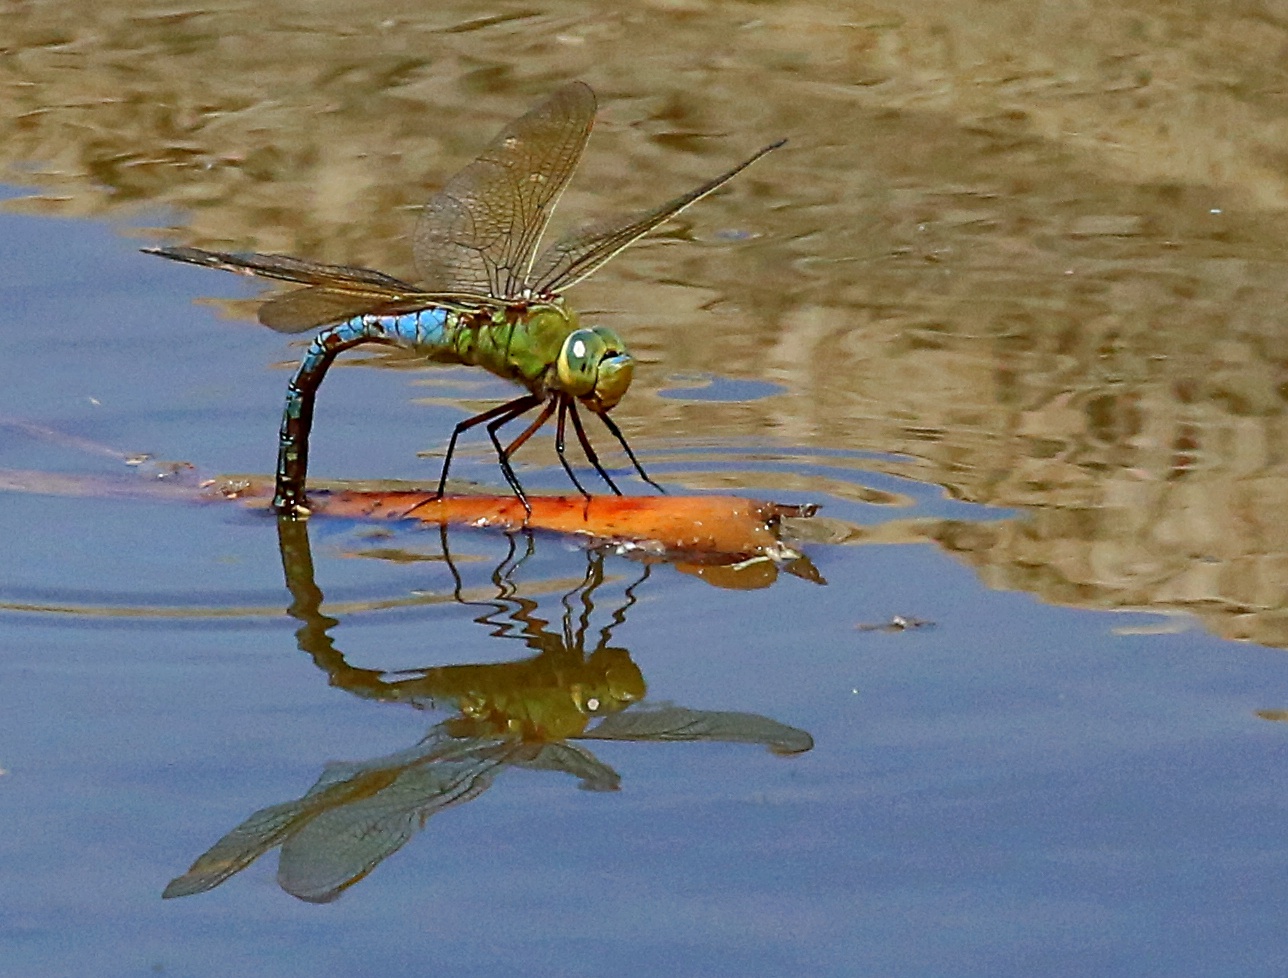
[432,301,582,396]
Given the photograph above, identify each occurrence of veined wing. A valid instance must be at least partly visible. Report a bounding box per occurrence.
[412,81,595,300]
[145,246,417,290]
[257,285,498,333]
[584,704,814,755]
[510,741,621,792]
[276,735,517,903]
[529,139,785,296]
[145,245,494,332]
[163,727,515,901]
[161,793,314,899]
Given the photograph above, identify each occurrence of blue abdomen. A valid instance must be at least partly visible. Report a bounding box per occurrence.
[358,308,453,351]
[296,308,454,372]
[292,308,452,383]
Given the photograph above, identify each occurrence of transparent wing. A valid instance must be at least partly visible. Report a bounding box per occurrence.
[163,729,515,901]
[585,704,814,755]
[146,245,493,332]
[510,741,621,791]
[159,767,374,901]
[412,81,595,299]
[256,288,400,333]
[277,741,510,903]
[161,796,311,899]
[145,246,416,291]
[529,139,785,296]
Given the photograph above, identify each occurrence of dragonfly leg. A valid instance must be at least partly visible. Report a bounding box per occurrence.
[275,327,397,518]
[434,394,542,499]
[491,395,556,512]
[567,401,622,496]
[596,411,665,494]
[555,398,594,500]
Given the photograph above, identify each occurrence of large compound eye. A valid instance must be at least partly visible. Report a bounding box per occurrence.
[583,326,633,412]
[556,328,603,397]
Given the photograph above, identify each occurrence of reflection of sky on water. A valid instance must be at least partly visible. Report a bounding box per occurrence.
[656,374,785,402]
[3,4,1288,973]
[6,464,1284,975]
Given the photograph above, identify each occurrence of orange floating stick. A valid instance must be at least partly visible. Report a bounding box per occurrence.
[203,477,821,583]
[307,490,814,561]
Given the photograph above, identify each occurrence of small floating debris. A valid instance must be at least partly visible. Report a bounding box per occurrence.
[856,615,935,633]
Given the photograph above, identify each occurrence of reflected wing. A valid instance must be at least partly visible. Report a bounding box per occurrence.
[529,139,785,295]
[412,81,595,299]
[277,739,513,903]
[146,245,491,332]
[585,704,814,755]
[163,729,514,901]
[161,791,337,899]
[511,741,621,791]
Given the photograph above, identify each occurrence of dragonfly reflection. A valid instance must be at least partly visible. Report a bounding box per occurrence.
[163,520,812,902]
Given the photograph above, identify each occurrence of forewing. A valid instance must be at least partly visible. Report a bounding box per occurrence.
[585,704,814,755]
[530,139,785,295]
[145,246,416,291]
[276,742,511,903]
[161,795,324,899]
[147,245,432,331]
[412,81,595,299]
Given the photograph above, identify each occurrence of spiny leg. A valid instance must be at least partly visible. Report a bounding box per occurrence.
[567,400,622,496]
[275,329,398,517]
[555,398,594,500]
[434,393,542,498]
[595,410,664,494]
[489,395,554,511]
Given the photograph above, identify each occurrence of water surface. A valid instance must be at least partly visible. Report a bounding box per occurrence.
[3,3,1288,976]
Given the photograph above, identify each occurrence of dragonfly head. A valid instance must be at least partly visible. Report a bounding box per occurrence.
[556,326,634,413]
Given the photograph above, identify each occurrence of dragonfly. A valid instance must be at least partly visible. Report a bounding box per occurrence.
[146,82,783,518]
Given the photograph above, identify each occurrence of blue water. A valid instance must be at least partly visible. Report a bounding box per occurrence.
[3,199,1288,978]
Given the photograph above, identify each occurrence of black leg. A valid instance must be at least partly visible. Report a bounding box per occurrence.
[484,394,547,510]
[434,393,542,498]
[555,399,593,499]
[498,397,556,463]
[596,411,664,494]
[567,401,622,496]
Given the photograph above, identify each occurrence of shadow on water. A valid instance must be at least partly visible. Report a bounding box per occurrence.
[162,517,813,903]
